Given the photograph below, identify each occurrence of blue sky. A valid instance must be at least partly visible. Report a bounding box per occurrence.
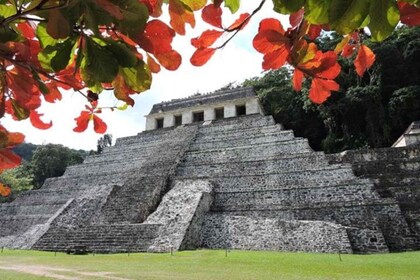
[4,1,285,150]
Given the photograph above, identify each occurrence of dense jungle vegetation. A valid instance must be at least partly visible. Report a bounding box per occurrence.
[246,27,420,153]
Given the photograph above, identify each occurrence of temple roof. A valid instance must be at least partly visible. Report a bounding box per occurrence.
[148,87,256,115]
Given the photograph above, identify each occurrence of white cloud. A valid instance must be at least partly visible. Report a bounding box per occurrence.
[3,1,288,151]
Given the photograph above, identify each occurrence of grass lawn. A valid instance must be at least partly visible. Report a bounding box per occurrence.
[0,249,419,280]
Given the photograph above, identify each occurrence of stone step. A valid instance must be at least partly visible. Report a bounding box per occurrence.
[212,185,382,210]
[196,115,275,134]
[84,141,188,164]
[210,176,373,192]
[194,125,287,141]
[41,173,164,191]
[328,146,420,164]
[80,148,183,166]
[115,125,198,147]
[33,224,160,253]
[177,156,350,177]
[208,200,399,229]
[352,158,420,176]
[176,165,358,184]
[190,133,299,150]
[0,203,66,216]
[181,152,332,169]
[63,160,176,178]
[186,139,313,158]
[183,147,315,165]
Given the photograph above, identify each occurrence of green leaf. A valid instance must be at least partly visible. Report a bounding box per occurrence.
[105,40,137,68]
[83,37,119,83]
[368,0,399,42]
[273,0,304,14]
[0,25,17,43]
[116,0,149,37]
[117,103,129,111]
[51,38,76,72]
[225,0,240,13]
[179,0,206,10]
[305,0,332,24]
[120,60,151,93]
[82,2,114,36]
[0,3,16,18]
[36,24,58,48]
[329,0,370,34]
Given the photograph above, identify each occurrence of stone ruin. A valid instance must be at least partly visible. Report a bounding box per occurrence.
[0,87,419,254]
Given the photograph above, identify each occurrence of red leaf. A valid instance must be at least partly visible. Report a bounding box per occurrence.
[141,0,163,17]
[169,0,195,35]
[17,22,36,39]
[191,30,223,48]
[147,54,161,73]
[0,183,11,197]
[0,126,24,172]
[253,19,289,54]
[0,149,22,170]
[293,69,304,91]
[262,45,289,70]
[93,115,107,134]
[257,18,285,34]
[190,48,216,66]
[227,13,251,31]
[43,81,62,103]
[155,50,182,70]
[0,126,24,148]
[73,111,91,133]
[6,66,41,111]
[314,51,341,79]
[354,44,375,77]
[113,74,136,106]
[95,0,124,19]
[398,2,420,26]
[202,4,223,28]
[309,78,339,104]
[342,43,356,57]
[307,25,322,40]
[30,111,53,130]
[138,20,176,54]
[290,9,304,29]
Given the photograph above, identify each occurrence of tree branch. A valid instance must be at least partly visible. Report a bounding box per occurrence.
[217,0,266,50]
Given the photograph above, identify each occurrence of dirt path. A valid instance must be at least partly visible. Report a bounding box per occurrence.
[0,263,132,280]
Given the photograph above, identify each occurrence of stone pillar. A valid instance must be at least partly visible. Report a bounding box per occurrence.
[204,108,215,121]
[182,111,193,124]
[145,117,156,131]
[246,98,261,115]
[164,115,175,128]
[224,104,236,118]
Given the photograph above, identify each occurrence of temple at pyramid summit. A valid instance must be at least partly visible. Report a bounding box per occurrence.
[1,87,419,253]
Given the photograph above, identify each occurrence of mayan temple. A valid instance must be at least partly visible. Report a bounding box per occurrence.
[0,87,419,254]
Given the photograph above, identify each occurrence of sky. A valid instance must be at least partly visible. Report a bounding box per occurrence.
[3,1,286,151]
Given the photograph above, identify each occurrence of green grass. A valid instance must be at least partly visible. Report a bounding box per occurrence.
[0,249,419,279]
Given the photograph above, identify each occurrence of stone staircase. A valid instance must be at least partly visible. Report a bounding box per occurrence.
[176,114,415,253]
[328,146,420,249]
[4,125,198,253]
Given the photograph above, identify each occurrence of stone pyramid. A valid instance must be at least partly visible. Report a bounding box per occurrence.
[0,87,419,253]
